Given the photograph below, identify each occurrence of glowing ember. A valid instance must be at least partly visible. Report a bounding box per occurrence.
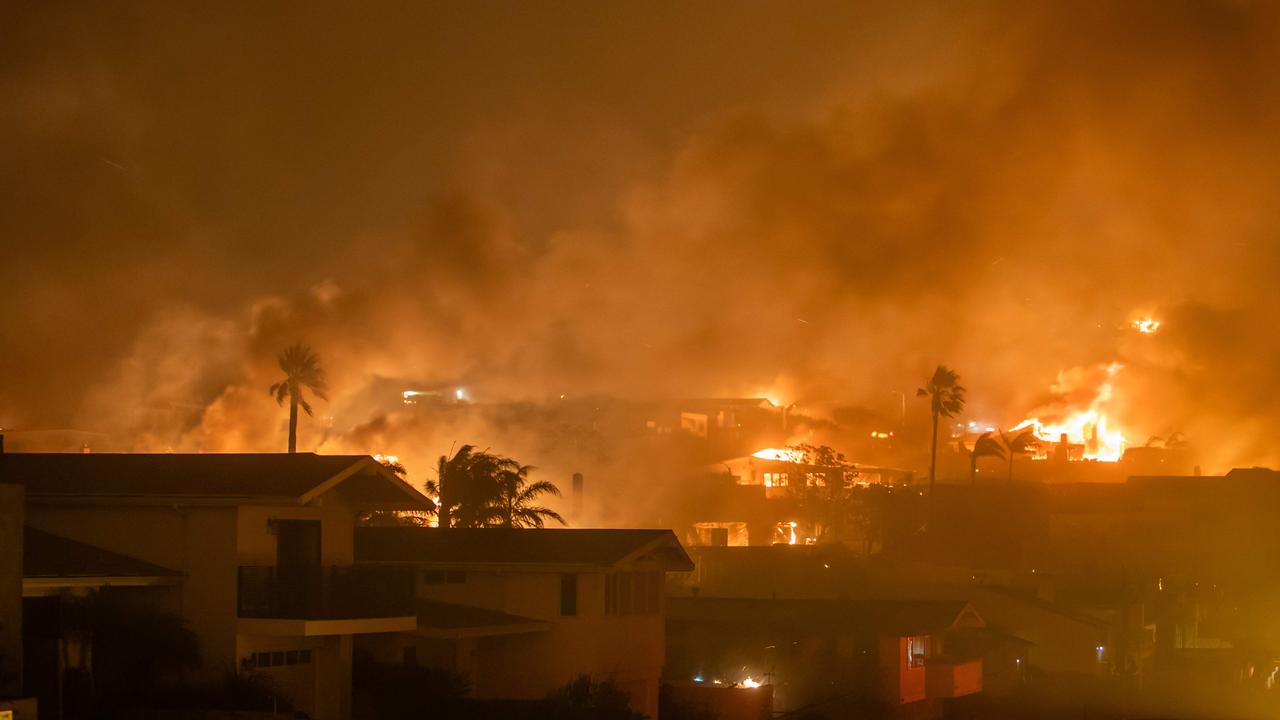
[372,453,399,464]
[1132,318,1161,334]
[753,447,807,463]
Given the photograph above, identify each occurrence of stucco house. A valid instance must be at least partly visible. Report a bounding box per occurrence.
[4,452,432,720]
[354,526,695,718]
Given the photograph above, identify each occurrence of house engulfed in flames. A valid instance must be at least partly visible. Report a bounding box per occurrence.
[689,446,914,549]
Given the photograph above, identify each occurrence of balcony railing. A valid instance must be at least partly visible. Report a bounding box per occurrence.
[237,564,416,620]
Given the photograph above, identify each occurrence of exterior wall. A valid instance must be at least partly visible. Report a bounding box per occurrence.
[236,495,356,566]
[408,566,667,718]
[25,504,241,678]
[967,588,1109,675]
[27,490,365,720]
[883,636,926,705]
[0,484,23,699]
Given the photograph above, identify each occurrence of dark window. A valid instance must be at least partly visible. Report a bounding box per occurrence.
[299,649,312,664]
[445,570,466,584]
[423,570,446,584]
[285,650,298,665]
[254,652,271,668]
[270,651,285,666]
[560,573,578,616]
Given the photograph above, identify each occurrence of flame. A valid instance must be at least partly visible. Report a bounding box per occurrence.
[1012,411,1127,462]
[741,677,763,688]
[1008,361,1131,456]
[753,447,807,463]
[776,521,798,545]
[1132,318,1161,334]
[1013,363,1128,462]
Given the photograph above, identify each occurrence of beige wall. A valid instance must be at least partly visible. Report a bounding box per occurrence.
[0,484,22,698]
[236,494,356,566]
[413,566,666,718]
[26,504,241,677]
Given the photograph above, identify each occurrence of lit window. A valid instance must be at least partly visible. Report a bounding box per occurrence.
[907,636,930,667]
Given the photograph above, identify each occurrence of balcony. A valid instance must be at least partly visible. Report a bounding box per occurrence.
[237,564,417,636]
[925,658,983,698]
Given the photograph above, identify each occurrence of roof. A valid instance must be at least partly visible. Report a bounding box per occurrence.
[414,599,551,638]
[23,527,182,580]
[356,527,695,571]
[667,597,983,636]
[972,585,1113,629]
[3,452,433,509]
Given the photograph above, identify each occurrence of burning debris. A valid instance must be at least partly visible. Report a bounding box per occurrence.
[1013,363,1129,463]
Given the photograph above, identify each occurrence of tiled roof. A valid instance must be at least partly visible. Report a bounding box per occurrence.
[356,527,694,570]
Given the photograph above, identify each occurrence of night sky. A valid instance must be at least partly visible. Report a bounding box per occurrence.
[3,1,1280,469]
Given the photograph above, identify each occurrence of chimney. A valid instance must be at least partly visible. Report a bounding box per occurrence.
[571,472,584,516]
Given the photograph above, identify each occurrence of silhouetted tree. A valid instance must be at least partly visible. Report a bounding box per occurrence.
[998,428,1039,483]
[268,343,328,453]
[491,464,566,528]
[966,431,1006,486]
[917,365,965,527]
[427,445,519,528]
[359,456,432,526]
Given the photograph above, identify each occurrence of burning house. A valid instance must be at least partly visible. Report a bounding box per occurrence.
[682,445,915,550]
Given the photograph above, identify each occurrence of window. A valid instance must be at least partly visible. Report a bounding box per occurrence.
[560,573,578,616]
[252,649,313,669]
[762,472,790,488]
[907,636,930,668]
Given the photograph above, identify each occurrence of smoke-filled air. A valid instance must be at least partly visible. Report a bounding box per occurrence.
[4,1,1280,513]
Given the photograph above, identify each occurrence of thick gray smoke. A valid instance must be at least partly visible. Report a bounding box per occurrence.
[3,1,1280,483]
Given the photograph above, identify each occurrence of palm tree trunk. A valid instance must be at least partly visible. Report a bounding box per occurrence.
[288,393,298,454]
[928,410,939,530]
[970,456,977,486]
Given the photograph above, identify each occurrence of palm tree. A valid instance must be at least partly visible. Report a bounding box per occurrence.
[490,464,566,528]
[917,365,966,526]
[998,428,1039,483]
[268,343,328,453]
[966,431,1006,486]
[426,445,518,528]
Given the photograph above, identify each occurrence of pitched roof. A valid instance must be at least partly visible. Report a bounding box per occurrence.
[667,597,983,636]
[23,527,182,580]
[356,527,694,571]
[414,599,551,638]
[3,452,433,509]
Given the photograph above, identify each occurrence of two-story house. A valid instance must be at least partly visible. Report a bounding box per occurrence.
[4,452,432,720]
[353,527,695,718]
